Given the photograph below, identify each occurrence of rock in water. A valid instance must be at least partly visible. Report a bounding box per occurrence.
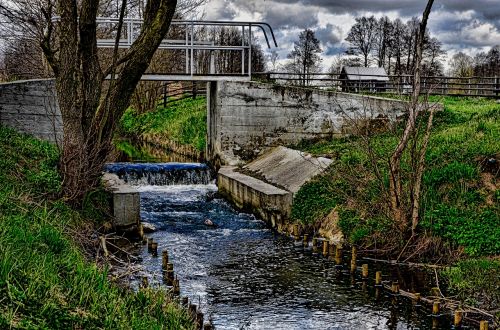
[142,222,157,233]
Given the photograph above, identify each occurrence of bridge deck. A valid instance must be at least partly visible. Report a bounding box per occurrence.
[137,74,252,82]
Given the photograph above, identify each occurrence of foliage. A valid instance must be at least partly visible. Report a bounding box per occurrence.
[0,126,194,329]
[120,97,207,152]
[442,259,500,313]
[291,175,343,224]
[293,96,500,256]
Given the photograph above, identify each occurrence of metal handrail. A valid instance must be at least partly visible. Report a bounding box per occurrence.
[51,17,278,79]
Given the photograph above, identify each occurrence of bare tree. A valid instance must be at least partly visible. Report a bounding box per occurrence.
[53,0,177,203]
[287,29,322,86]
[389,0,435,234]
[448,52,474,77]
[345,16,377,68]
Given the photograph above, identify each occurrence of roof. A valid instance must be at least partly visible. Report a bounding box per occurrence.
[341,67,389,81]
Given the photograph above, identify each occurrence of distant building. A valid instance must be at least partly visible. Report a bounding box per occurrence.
[340,67,389,93]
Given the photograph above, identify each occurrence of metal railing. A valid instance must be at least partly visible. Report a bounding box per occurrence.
[52,17,278,80]
[258,72,500,98]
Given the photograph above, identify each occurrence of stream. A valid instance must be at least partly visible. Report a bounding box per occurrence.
[106,162,460,330]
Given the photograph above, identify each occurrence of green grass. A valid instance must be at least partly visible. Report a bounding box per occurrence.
[292,96,500,256]
[120,97,207,152]
[442,258,500,315]
[0,126,194,329]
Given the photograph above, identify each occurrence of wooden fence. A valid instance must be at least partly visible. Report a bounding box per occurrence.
[255,72,500,98]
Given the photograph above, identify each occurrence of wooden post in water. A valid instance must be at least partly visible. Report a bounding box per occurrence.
[147,238,153,252]
[479,321,488,330]
[454,310,462,327]
[189,304,197,318]
[375,271,382,286]
[203,323,213,330]
[312,237,319,254]
[181,296,189,306]
[362,264,368,279]
[196,311,204,330]
[391,281,399,294]
[335,246,342,265]
[151,242,158,257]
[141,276,149,289]
[322,240,329,257]
[165,263,174,285]
[350,246,357,273]
[138,223,144,240]
[432,301,440,315]
[173,277,180,295]
[303,234,309,247]
[293,224,300,241]
[162,250,169,270]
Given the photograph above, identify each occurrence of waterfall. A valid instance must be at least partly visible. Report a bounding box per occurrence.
[104,163,213,186]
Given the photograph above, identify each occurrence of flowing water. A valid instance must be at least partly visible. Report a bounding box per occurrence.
[107,163,459,330]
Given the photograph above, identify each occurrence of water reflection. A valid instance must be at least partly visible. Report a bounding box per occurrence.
[135,184,456,330]
[114,139,200,163]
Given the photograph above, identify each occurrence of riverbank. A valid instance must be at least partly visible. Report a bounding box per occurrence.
[119,97,207,160]
[0,125,194,329]
[291,96,499,318]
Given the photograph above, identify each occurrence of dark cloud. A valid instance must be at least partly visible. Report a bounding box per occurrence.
[203,0,500,62]
[315,24,342,46]
[262,3,319,29]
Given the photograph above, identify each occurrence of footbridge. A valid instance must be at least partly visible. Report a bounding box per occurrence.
[0,18,431,164]
[85,17,278,81]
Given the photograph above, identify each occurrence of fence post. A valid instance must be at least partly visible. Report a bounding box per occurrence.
[192,82,198,99]
[163,83,168,107]
[495,76,499,98]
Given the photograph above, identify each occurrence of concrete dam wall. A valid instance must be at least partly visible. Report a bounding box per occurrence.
[0,79,62,144]
[207,81,409,165]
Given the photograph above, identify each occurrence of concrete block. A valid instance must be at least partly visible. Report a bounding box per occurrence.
[218,166,293,227]
[112,187,141,231]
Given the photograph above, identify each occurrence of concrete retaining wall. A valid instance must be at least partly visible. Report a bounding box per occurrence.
[0,79,62,144]
[207,81,409,165]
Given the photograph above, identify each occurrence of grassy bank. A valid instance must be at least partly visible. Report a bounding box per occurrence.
[293,96,499,255]
[291,96,499,313]
[0,126,194,329]
[120,97,207,154]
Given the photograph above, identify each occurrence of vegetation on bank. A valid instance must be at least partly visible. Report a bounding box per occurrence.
[293,96,499,256]
[120,97,207,153]
[0,126,193,329]
[292,96,499,312]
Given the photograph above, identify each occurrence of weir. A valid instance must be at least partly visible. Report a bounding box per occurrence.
[104,162,213,186]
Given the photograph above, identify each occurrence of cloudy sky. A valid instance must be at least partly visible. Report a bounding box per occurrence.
[199,0,500,71]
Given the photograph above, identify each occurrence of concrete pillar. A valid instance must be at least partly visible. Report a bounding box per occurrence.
[112,187,140,232]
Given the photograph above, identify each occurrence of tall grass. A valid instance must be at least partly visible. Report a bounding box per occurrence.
[0,126,194,329]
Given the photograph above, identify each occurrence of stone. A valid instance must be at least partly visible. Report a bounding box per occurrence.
[141,222,157,233]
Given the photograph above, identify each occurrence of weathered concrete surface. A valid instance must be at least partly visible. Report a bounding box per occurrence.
[243,146,332,194]
[218,166,293,228]
[207,81,413,165]
[0,79,62,144]
[102,173,140,232]
[217,147,332,227]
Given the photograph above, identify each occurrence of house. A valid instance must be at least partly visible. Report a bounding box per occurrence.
[339,67,389,93]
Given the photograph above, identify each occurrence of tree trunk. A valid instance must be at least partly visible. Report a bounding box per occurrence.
[47,0,178,204]
[388,0,434,232]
